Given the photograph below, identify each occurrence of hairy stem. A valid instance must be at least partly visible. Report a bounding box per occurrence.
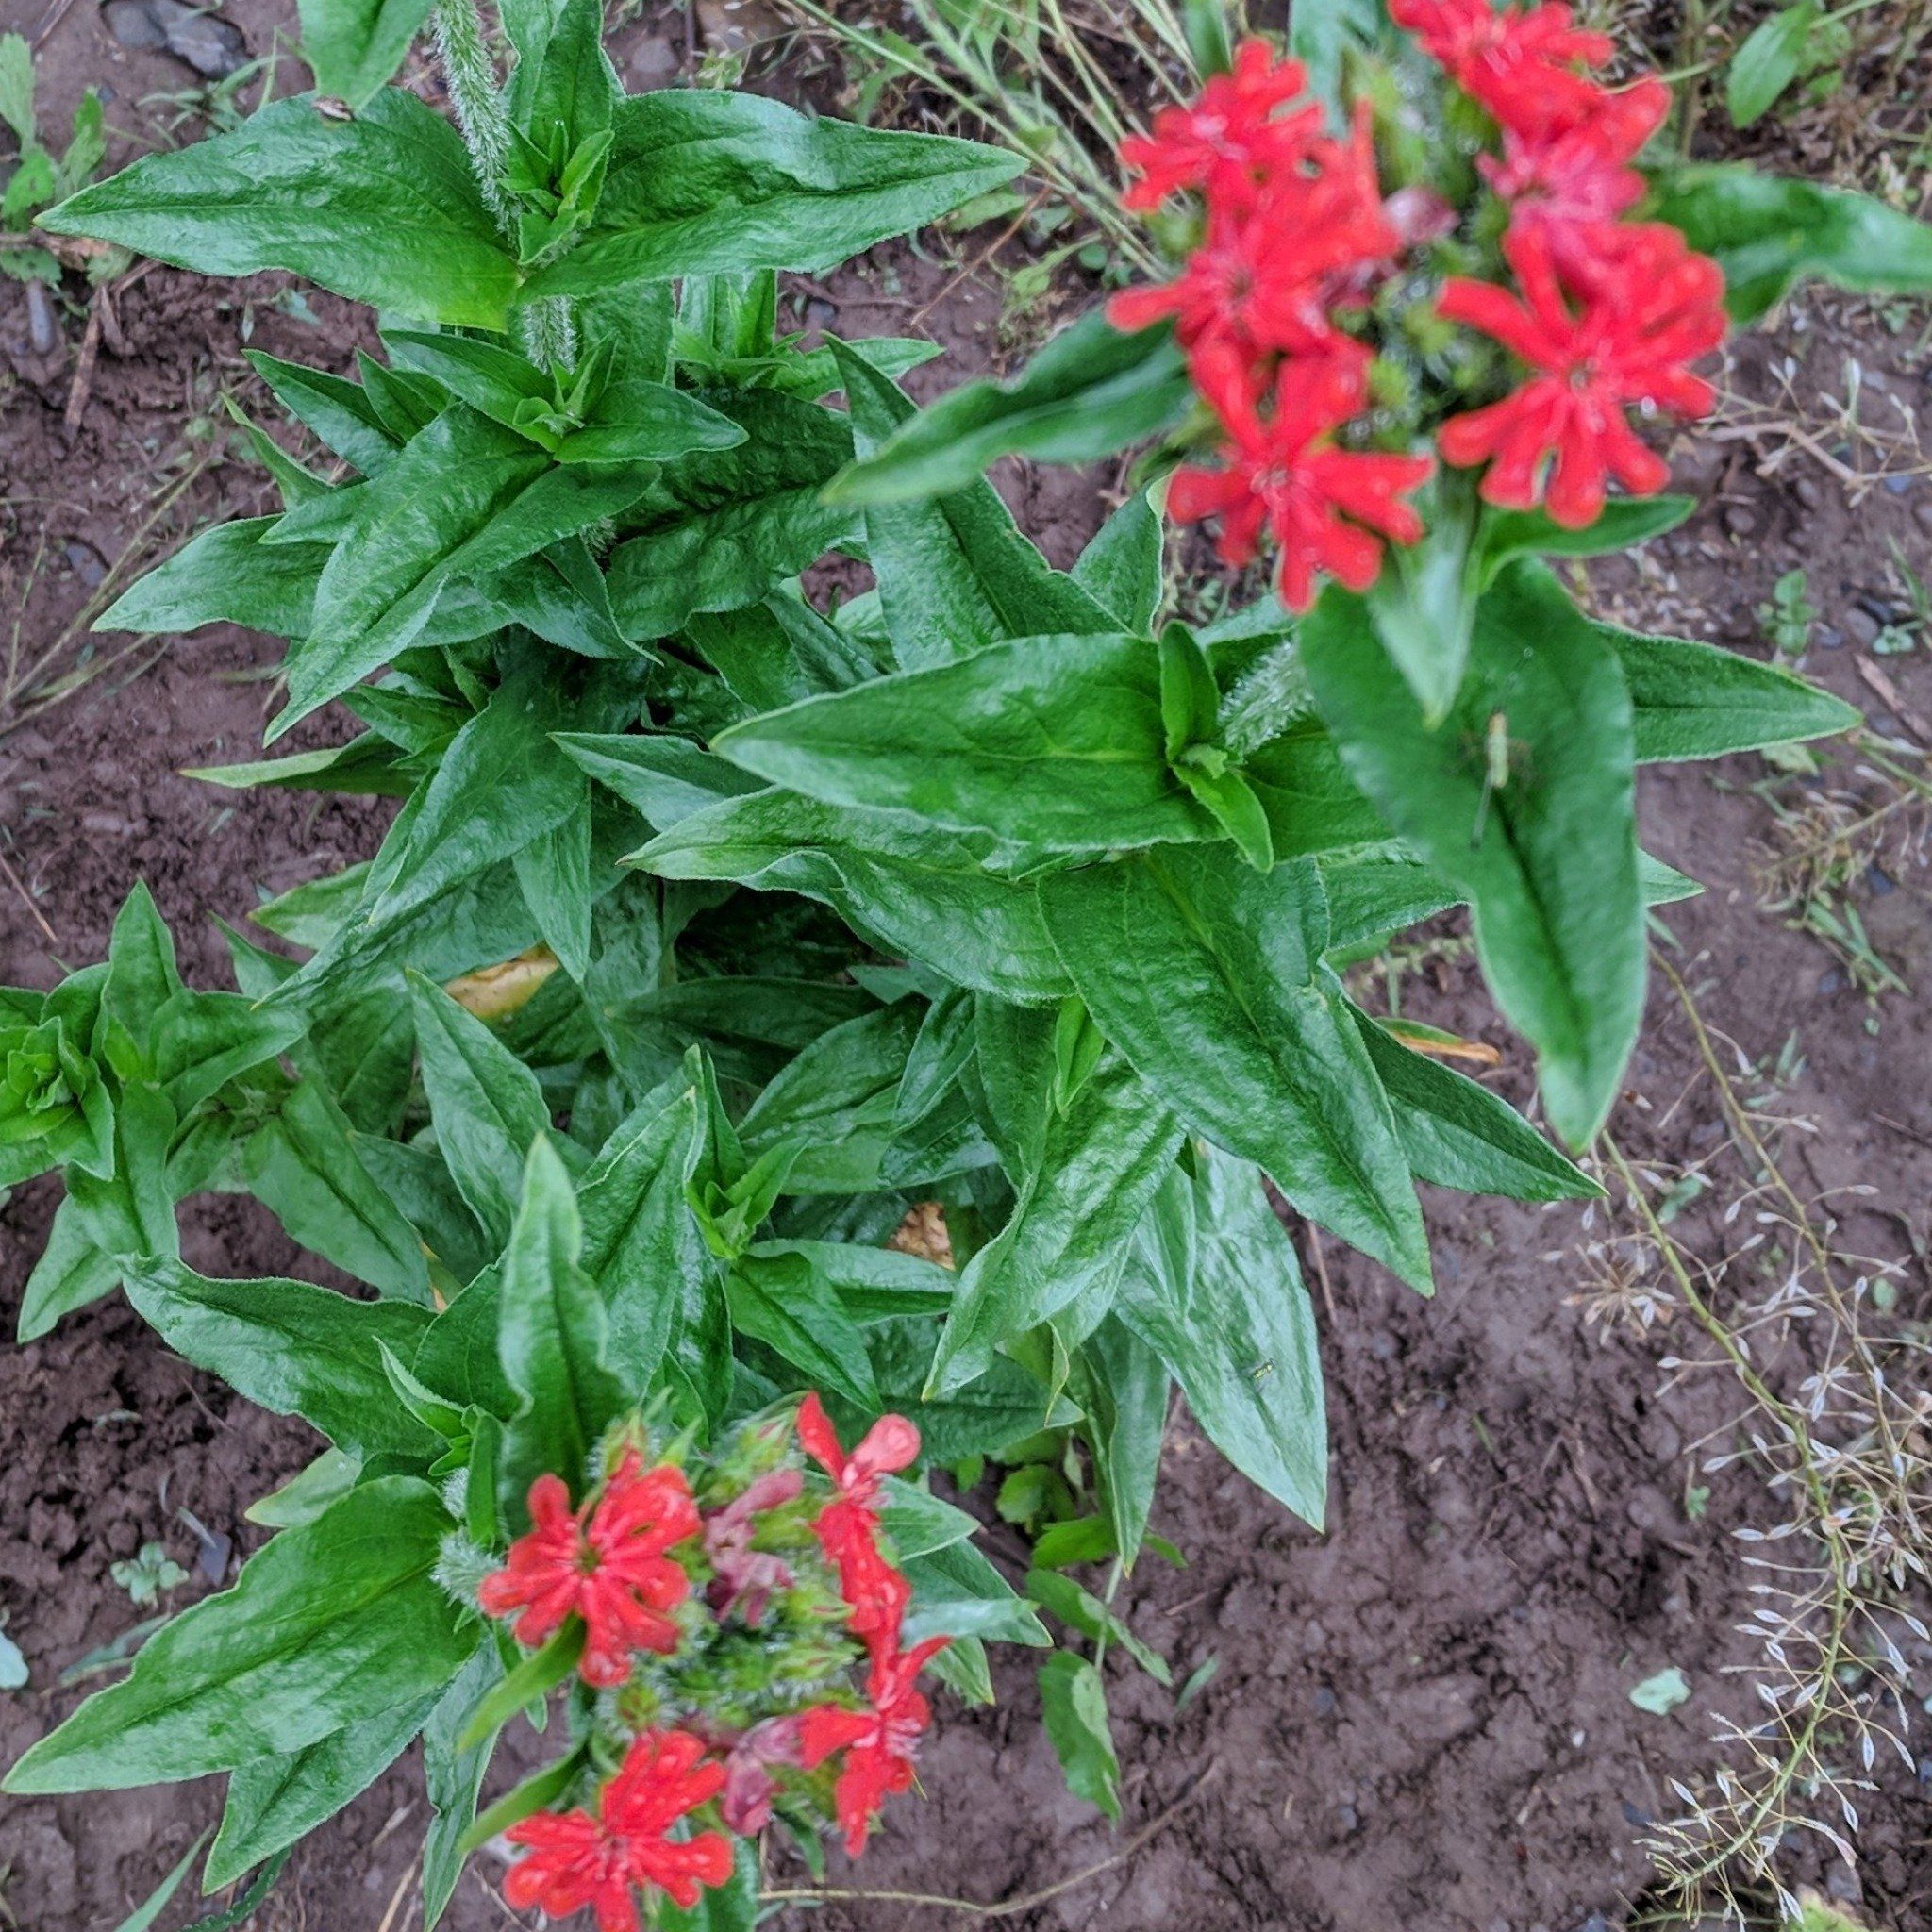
[434,0,514,227]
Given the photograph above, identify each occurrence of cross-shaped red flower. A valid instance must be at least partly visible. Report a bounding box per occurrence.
[478,1455,701,1688]
[1120,38,1323,210]
[1391,0,1615,142]
[799,1635,952,1857]
[1436,224,1726,527]
[505,1731,734,1930]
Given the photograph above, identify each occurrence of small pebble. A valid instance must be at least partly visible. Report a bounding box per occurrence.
[1845,607,1881,648]
[1792,476,1822,510]
[1883,474,1913,495]
[1868,864,1896,897]
[1914,500,1932,536]
[1817,624,1844,649]
[25,278,58,356]
[1819,967,1846,994]
[1722,504,1757,539]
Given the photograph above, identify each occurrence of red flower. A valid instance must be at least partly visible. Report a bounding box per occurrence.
[1391,0,1614,141]
[799,1636,951,1857]
[505,1731,733,1930]
[1436,224,1726,527]
[719,1713,806,1834]
[796,1392,919,1510]
[1482,78,1671,274]
[1168,346,1433,612]
[1111,112,1399,360]
[1120,38,1323,210]
[478,1456,701,1688]
[814,1497,913,1654]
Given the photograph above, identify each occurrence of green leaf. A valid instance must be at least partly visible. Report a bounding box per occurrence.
[829,340,1116,668]
[247,1448,361,1530]
[558,730,763,830]
[1727,1,1819,127]
[3,1477,471,1792]
[1348,1007,1602,1202]
[95,518,325,641]
[272,412,652,738]
[1290,0,1383,115]
[1600,622,1861,760]
[409,974,552,1248]
[605,388,855,641]
[715,632,1215,852]
[1116,1155,1327,1526]
[901,1540,1048,1648]
[1647,162,1932,322]
[1302,563,1642,1146]
[1072,1315,1168,1565]
[1026,1568,1171,1684]
[1073,490,1163,634]
[124,1259,441,1463]
[930,1043,1184,1392]
[109,1829,211,1932]
[16,1195,122,1342]
[298,0,437,105]
[1479,496,1694,584]
[631,790,1073,1003]
[725,1248,880,1407]
[1038,847,1430,1291]
[828,311,1192,506]
[242,1081,433,1302]
[421,1644,502,1927]
[1038,1652,1120,1818]
[496,1138,627,1513]
[523,91,1022,296]
[206,1691,437,1889]
[42,92,519,327]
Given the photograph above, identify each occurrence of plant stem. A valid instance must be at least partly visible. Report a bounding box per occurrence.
[434,0,514,229]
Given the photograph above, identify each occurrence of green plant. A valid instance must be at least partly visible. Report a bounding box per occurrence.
[0,30,109,283]
[5,0,1932,1923]
[1759,566,1816,659]
[109,1541,190,1607]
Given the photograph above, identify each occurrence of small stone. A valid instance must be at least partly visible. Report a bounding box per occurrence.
[1845,607,1881,648]
[102,0,168,49]
[1722,504,1757,538]
[1792,475,1823,510]
[1335,1802,1359,1833]
[62,541,106,588]
[1819,967,1846,995]
[803,293,838,331]
[1825,1861,1862,1903]
[1312,1686,1338,1717]
[626,34,679,88]
[25,278,58,356]
[1868,864,1896,897]
[1914,499,1932,536]
[1884,473,1912,495]
[1816,624,1844,649]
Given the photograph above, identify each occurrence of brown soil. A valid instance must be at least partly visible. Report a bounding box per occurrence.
[5,7,1932,1929]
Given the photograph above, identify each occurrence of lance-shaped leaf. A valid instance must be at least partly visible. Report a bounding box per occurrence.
[522,90,1022,296]
[297,0,437,106]
[496,1138,627,1517]
[1038,847,1430,1291]
[714,632,1218,852]
[2,1477,473,1792]
[94,518,325,641]
[1647,162,1932,322]
[272,411,653,738]
[421,1643,502,1928]
[725,1248,879,1408]
[1116,1156,1327,1526]
[631,790,1073,1003]
[1073,490,1163,635]
[1347,1003,1601,1202]
[828,310,1192,506]
[124,1258,442,1462]
[206,1688,440,1889]
[829,340,1117,669]
[1599,622,1861,760]
[409,974,553,1248]
[40,92,520,327]
[604,388,856,641]
[927,1042,1185,1393]
[1301,561,1643,1147]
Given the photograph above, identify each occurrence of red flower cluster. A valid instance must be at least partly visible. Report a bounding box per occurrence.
[1112,43,1427,612]
[1400,0,1725,525]
[505,1730,734,1932]
[484,1399,952,1927]
[478,1454,700,1688]
[795,1391,949,1857]
[1112,16,1730,588]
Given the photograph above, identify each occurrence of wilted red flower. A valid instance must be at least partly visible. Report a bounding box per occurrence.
[796,1393,919,1510]
[478,1456,701,1688]
[719,1713,806,1833]
[504,1731,733,1930]
[704,1466,803,1625]
[1120,38,1323,210]
[799,1635,951,1857]
[1436,224,1726,526]
[1168,346,1433,611]
[1391,0,1615,140]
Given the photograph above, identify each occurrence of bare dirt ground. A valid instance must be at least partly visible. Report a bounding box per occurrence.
[3,5,1930,1927]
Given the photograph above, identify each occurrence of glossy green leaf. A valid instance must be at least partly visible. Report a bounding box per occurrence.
[1116,1155,1327,1526]
[1727,2,1819,127]
[94,518,325,641]
[725,1248,880,1407]
[1073,490,1163,635]
[523,90,1021,295]
[3,1477,472,1792]
[124,1258,441,1462]
[900,1540,1048,1648]
[1601,622,1861,760]
[828,311,1191,506]
[421,1644,502,1928]
[1478,494,1694,583]
[297,0,436,105]
[714,632,1215,852]
[42,92,519,327]
[1038,1652,1120,1818]
[1348,1005,1602,1202]
[1038,847,1429,1291]
[1648,162,1932,321]
[1302,563,1643,1146]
